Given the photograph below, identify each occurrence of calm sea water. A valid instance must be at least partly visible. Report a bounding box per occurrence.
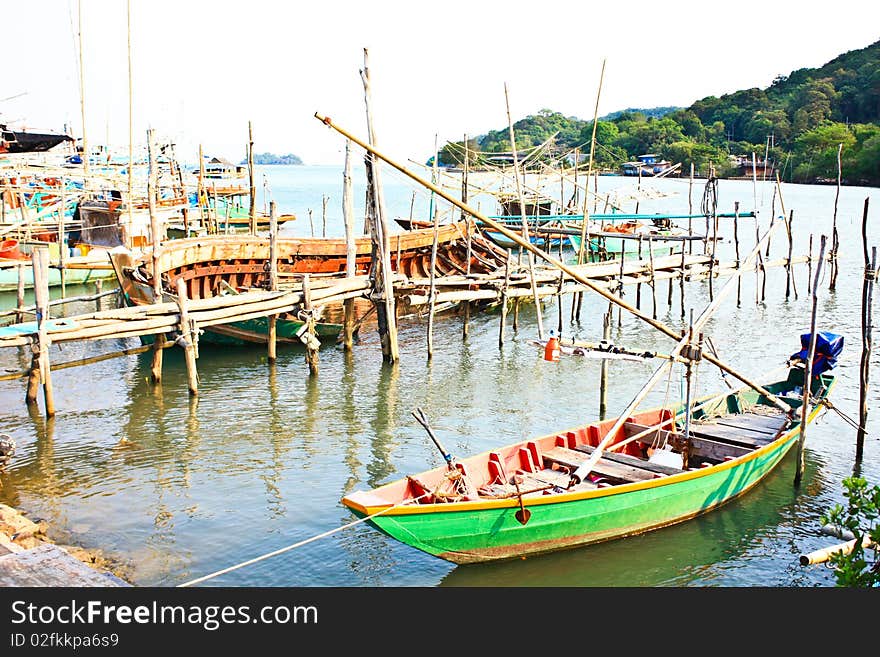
[0,164,877,587]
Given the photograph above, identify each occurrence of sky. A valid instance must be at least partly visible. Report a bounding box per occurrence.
[3,1,878,166]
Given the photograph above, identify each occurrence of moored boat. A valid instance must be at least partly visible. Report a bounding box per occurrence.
[109,218,508,346]
[341,334,841,564]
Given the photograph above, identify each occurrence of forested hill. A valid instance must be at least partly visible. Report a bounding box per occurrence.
[437,39,880,185]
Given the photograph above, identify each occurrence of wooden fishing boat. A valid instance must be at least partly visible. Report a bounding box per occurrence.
[109,218,507,346]
[341,335,841,564]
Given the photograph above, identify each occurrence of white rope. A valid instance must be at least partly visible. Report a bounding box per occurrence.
[176,492,430,587]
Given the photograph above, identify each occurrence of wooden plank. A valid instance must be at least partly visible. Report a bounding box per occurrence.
[623,423,754,463]
[0,544,129,587]
[574,444,684,476]
[715,412,789,433]
[714,417,782,435]
[543,446,656,482]
[688,422,773,447]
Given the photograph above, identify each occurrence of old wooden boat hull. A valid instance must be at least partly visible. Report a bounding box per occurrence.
[342,367,835,564]
[109,219,507,345]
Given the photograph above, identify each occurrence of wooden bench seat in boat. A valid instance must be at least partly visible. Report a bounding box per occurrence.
[622,422,755,464]
[478,468,584,498]
[710,412,790,436]
[572,444,685,477]
[542,446,659,483]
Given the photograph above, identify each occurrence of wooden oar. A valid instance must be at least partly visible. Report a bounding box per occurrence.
[412,407,454,469]
[314,113,792,414]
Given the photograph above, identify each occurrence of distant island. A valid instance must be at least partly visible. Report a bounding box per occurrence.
[242,152,303,165]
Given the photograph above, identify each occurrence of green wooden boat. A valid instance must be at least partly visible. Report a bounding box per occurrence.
[342,339,840,564]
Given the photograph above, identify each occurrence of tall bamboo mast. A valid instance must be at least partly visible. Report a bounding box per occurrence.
[126,0,134,240]
[77,0,90,182]
[504,82,544,340]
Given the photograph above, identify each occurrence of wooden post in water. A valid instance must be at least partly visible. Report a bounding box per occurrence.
[617,241,625,328]
[462,133,472,340]
[30,247,55,416]
[360,48,399,363]
[175,278,198,396]
[667,247,674,308]
[734,201,741,307]
[599,308,611,420]
[197,144,206,230]
[58,179,66,294]
[94,279,102,311]
[499,253,511,348]
[636,235,643,310]
[830,143,843,292]
[15,264,26,324]
[322,194,328,238]
[679,240,687,320]
[807,234,813,295]
[688,163,694,255]
[342,141,357,352]
[302,273,319,376]
[248,121,256,235]
[426,203,440,361]
[857,198,874,462]
[785,210,797,301]
[145,129,166,383]
[794,234,826,486]
[267,201,278,364]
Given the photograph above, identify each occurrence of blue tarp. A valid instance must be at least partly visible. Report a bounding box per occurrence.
[790,331,844,374]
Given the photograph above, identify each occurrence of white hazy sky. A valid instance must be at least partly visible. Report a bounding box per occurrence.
[3,1,878,166]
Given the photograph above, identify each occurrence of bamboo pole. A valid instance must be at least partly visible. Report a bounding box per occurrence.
[314,113,793,410]
[248,121,256,235]
[462,133,472,340]
[499,253,511,348]
[427,139,440,361]
[857,198,874,462]
[807,234,813,294]
[175,278,198,396]
[342,141,356,352]
[127,0,134,242]
[688,163,694,254]
[734,201,741,307]
[146,128,165,383]
[785,210,796,301]
[830,143,842,291]
[636,235,643,310]
[574,60,606,321]
[599,308,611,420]
[77,0,90,182]
[198,144,206,230]
[360,48,399,364]
[794,234,827,486]
[504,82,544,340]
[32,247,55,417]
[267,201,279,363]
[58,179,66,293]
[799,535,877,566]
[302,273,319,376]
[15,263,26,324]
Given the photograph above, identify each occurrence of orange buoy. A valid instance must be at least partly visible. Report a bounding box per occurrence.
[544,330,561,362]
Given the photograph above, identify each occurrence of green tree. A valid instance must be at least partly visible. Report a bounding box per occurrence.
[821,476,880,587]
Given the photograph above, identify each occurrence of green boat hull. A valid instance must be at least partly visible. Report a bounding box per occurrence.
[140,316,342,347]
[360,434,795,563]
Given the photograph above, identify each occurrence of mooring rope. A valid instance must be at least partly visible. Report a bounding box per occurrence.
[818,398,873,437]
[176,492,430,587]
